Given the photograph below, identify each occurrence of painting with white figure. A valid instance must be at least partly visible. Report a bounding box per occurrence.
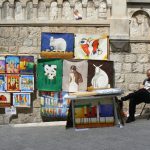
[41,33,74,52]
[75,34,108,60]
[63,60,88,92]
[88,60,114,91]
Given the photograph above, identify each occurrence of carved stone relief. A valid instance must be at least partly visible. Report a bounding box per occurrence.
[50,1,58,20]
[2,1,12,20]
[62,1,72,20]
[99,0,107,18]
[74,1,83,20]
[38,0,47,20]
[26,1,33,20]
[15,1,23,20]
[87,1,96,19]
[130,11,150,38]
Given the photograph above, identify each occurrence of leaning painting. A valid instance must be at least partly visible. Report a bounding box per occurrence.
[0,93,11,108]
[75,34,108,60]
[88,60,114,91]
[0,56,5,73]
[13,93,31,107]
[41,33,74,59]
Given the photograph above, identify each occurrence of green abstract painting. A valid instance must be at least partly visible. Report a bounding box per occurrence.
[37,59,63,91]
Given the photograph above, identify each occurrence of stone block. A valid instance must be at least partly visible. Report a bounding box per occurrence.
[18,46,40,54]
[137,54,149,63]
[115,73,125,83]
[110,53,124,62]
[125,54,137,63]
[123,63,132,73]
[131,43,147,54]
[8,46,19,54]
[125,73,146,83]
[23,38,33,47]
[143,63,150,73]
[33,100,41,108]
[114,62,122,73]
[128,84,139,91]
[132,63,144,73]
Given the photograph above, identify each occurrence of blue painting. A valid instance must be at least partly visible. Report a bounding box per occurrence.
[41,33,74,52]
[0,75,5,92]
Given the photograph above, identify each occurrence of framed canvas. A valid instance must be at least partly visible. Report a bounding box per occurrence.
[20,56,34,74]
[75,34,109,60]
[6,74,20,92]
[0,75,5,92]
[62,60,88,92]
[20,75,34,92]
[0,56,5,73]
[40,92,70,119]
[37,59,63,91]
[13,93,31,108]
[6,56,20,73]
[41,33,74,52]
[88,60,114,91]
[0,92,11,108]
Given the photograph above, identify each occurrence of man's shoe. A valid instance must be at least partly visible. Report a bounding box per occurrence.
[126,117,135,123]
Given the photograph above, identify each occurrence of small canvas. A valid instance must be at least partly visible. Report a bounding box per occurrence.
[20,75,34,92]
[20,56,34,74]
[0,75,5,92]
[0,93,11,108]
[75,34,108,60]
[0,56,6,73]
[62,60,88,92]
[6,56,20,73]
[13,93,31,107]
[6,74,20,92]
[88,60,114,91]
[37,59,63,91]
[41,33,74,52]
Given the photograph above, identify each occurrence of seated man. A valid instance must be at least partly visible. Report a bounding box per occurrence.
[120,69,150,123]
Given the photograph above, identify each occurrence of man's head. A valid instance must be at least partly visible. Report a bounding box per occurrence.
[147,69,150,79]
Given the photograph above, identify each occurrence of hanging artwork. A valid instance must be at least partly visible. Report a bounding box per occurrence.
[62,60,88,92]
[75,34,108,60]
[6,56,20,73]
[41,33,74,59]
[0,56,5,73]
[0,93,11,108]
[0,75,5,92]
[88,60,114,91]
[37,59,63,91]
[40,92,70,120]
[13,93,31,107]
[6,74,20,92]
[20,56,34,74]
[20,75,34,92]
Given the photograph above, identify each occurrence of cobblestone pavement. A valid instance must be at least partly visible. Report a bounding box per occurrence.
[0,119,150,150]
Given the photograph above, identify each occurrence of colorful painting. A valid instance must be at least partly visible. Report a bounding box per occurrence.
[40,92,71,120]
[63,60,88,92]
[37,59,63,91]
[6,56,20,73]
[88,60,114,91]
[41,33,74,52]
[0,56,5,73]
[20,75,34,92]
[0,93,11,108]
[6,74,20,92]
[20,56,34,74]
[13,93,31,107]
[75,34,108,60]
[0,75,5,92]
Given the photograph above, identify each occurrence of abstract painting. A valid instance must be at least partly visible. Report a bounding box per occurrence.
[37,59,63,91]
[13,93,31,107]
[41,33,74,52]
[20,56,34,74]
[75,34,108,60]
[0,93,11,108]
[0,56,5,73]
[0,75,5,92]
[20,75,34,92]
[62,60,88,92]
[6,74,20,92]
[88,60,114,91]
[6,56,20,73]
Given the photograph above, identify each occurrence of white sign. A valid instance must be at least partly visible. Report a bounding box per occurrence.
[5,107,17,116]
